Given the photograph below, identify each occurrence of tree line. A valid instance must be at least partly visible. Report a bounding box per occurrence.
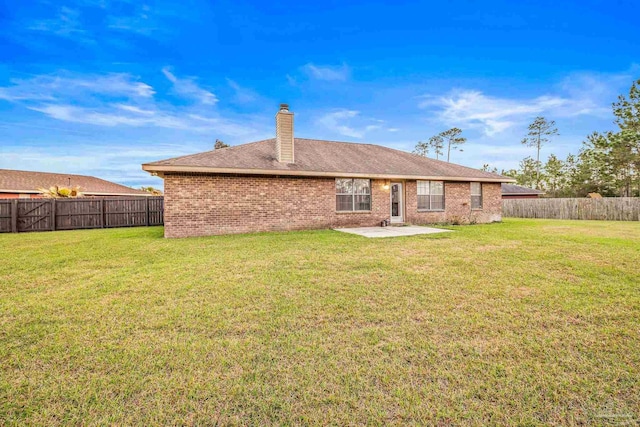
[415,78,640,197]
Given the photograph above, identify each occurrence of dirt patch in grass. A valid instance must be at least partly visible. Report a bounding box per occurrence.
[508,286,539,299]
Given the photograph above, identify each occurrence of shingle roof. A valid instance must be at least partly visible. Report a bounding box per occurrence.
[501,183,545,195]
[0,169,148,196]
[144,138,514,182]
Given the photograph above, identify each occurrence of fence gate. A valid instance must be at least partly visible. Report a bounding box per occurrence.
[17,200,53,232]
[0,197,164,233]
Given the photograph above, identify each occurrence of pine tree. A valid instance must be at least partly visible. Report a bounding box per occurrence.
[413,140,429,157]
[413,135,445,159]
[429,135,445,160]
[439,128,466,162]
[543,154,564,196]
[611,79,640,196]
[521,117,558,189]
[515,157,539,188]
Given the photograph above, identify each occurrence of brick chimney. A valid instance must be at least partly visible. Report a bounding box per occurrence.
[276,103,294,163]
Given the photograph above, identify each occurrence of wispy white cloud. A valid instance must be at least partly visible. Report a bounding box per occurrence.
[316,110,394,139]
[187,114,264,136]
[28,6,93,43]
[317,110,364,138]
[554,68,636,116]
[419,69,633,136]
[106,4,162,36]
[27,104,261,137]
[107,16,156,36]
[79,74,155,98]
[162,67,218,104]
[0,86,55,102]
[0,70,266,139]
[226,78,258,104]
[22,1,183,45]
[419,90,568,136]
[29,104,153,127]
[0,72,154,102]
[301,63,350,82]
[558,69,635,99]
[113,104,156,115]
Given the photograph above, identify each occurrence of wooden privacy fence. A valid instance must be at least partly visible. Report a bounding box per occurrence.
[503,197,640,221]
[0,197,163,233]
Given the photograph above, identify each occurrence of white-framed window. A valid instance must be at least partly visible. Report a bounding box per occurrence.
[471,182,483,209]
[417,181,444,210]
[336,178,371,211]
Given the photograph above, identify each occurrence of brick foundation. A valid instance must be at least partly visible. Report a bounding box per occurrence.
[163,173,502,237]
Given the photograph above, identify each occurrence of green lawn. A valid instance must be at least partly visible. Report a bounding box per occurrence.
[1,219,639,425]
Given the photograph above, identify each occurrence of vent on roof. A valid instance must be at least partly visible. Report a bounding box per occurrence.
[276,103,294,163]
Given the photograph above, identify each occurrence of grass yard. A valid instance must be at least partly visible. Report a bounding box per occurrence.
[1,219,639,425]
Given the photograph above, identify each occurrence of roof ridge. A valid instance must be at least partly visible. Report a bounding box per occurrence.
[294,137,379,147]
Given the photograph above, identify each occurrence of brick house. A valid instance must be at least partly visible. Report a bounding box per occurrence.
[143,104,515,238]
[0,169,148,199]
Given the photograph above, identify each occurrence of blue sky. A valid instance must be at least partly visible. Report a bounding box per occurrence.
[0,0,638,189]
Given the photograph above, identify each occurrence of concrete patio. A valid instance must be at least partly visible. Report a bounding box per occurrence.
[333,225,453,238]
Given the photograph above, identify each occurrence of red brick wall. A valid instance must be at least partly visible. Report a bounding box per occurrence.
[405,181,502,225]
[163,174,502,237]
[164,174,390,238]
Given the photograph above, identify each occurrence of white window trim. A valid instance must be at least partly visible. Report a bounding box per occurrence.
[471,182,483,210]
[335,178,371,212]
[417,180,445,211]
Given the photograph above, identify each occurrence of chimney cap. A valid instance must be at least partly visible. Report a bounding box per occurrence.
[279,103,289,111]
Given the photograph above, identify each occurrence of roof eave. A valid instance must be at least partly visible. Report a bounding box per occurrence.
[503,192,545,195]
[142,164,516,183]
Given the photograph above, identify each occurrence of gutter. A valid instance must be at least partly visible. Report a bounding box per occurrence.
[141,164,517,183]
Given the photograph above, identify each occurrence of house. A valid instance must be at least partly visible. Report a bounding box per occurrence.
[501,184,545,199]
[143,104,515,238]
[0,169,148,199]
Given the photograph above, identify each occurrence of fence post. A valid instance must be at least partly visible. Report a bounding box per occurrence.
[50,199,56,231]
[11,199,18,233]
[100,199,105,228]
[146,197,150,226]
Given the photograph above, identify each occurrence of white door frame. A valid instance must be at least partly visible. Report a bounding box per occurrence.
[390,182,404,223]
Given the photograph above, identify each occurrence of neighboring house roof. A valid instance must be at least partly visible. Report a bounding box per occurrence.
[0,169,148,196]
[501,183,545,195]
[144,138,515,183]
